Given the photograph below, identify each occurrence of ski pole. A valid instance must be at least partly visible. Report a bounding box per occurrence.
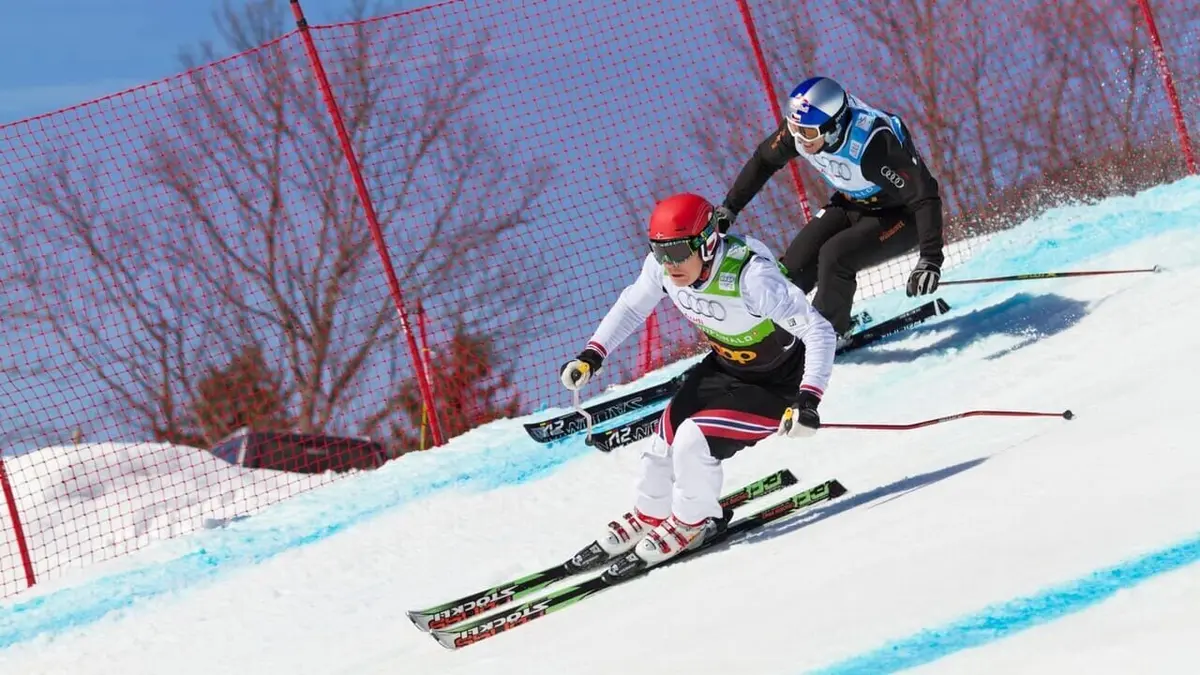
[572,388,594,443]
[821,409,1074,431]
[939,266,1159,286]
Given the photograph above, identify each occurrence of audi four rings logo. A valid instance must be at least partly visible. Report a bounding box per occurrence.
[676,292,727,320]
[815,157,853,181]
[881,165,905,188]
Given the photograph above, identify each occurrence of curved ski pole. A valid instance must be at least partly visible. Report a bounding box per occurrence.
[822,409,1074,431]
[572,388,594,444]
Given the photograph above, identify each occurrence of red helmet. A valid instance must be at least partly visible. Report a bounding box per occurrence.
[647,193,719,264]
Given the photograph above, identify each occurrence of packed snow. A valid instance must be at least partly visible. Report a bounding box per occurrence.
[1,177,1198,674]
[0,442,340,596]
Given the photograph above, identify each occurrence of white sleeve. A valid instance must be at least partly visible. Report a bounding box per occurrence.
[741,256,835,398]
[584,254,667,359]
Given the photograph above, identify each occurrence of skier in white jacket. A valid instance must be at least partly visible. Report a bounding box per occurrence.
[560,192,837,569]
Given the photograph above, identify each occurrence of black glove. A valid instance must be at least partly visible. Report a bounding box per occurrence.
[559,347,604,391]
[711,205,737,234]
[906,259,941,297]
[777,390,820,438]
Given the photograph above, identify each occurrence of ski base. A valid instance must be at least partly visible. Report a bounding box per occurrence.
[836,298,951,355]
[523,374,684,443]
[407,468,797,632]
[431,478,847,650]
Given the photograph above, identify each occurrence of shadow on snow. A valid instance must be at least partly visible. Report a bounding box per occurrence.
[842,293,1091,365]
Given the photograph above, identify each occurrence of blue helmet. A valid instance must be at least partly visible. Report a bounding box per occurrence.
[784,76,850,147]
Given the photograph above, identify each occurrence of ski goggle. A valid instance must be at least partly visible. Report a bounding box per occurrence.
[786,118,823,142]
[649,237,699,265]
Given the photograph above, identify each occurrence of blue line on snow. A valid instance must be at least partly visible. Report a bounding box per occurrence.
[0,177,1196,650]
[807,531,1200,674]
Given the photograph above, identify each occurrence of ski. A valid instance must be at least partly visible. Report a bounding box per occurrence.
[407,468,797,632]
[586,300,951,454]
[523,373,684,443]
[836,298,951,355]
[587,408,661,452]
[431,478,847,649]
[529,302,946,447]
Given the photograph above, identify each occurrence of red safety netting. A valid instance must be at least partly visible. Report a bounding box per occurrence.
[0,0,1194,597]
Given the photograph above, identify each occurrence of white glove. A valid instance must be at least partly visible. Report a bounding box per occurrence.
[559,348,604,391]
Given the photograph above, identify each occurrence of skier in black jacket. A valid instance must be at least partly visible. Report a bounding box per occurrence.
[712,76,946,337]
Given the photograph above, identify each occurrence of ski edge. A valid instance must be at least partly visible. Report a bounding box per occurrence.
[406,467,797,633]
[836,298,951,355]
[430,477,846,650]
[523,374,684,443]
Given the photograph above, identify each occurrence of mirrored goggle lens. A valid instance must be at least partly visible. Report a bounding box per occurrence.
[787,119,822,141]
[649,239,696,264]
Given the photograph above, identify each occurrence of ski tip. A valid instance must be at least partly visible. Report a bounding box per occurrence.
[934,298,951,314]
[431,630,461,650]
[827,479,848,500]
[780,468,800,487]
[407,611,433,633]
[1062,409,1075,420]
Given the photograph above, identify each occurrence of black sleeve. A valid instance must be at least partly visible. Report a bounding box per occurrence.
[721,120,800,216]
[860,128,945,266]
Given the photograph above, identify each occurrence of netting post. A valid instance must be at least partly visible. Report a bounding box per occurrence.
[416,299,443,447]
[1137,0,1197,174]
[734,0,813,220]
[289,0,446,447]
[637,311,661,377]
[0,457,35,589]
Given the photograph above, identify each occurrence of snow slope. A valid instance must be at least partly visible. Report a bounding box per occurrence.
[0,441,340,596]
[1,177,1199,674]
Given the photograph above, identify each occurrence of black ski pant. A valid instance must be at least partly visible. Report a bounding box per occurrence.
[780,205,920,335]
[660,350,803,461]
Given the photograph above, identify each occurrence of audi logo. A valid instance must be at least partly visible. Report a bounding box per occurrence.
[676,292,727,320]
[881,165,905,188]
[815,156,853,181]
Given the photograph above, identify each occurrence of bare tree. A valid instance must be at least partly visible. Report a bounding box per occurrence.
[844,0,1006,218]
[612,10,821,259]
[3,0,554,447]
[954,0,1186,231]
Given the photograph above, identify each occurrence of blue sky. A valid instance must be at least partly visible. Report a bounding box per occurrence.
[0,0,422,125]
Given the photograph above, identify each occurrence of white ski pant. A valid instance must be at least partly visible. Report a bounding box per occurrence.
[635,418,723,526]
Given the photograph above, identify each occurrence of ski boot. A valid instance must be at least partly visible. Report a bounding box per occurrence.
[566,509,662,570]
[601,506,734,580]
[634,508,730,568]
[603,510,663,554]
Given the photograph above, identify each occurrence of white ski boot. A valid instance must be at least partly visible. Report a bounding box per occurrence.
[633,511,728,568]
[597,509,664,557]
[567,510,665,572]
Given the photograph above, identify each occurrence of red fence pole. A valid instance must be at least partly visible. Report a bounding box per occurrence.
[636,311,661,377]
[734,0,813,221]
[289,0,446,446]
[416,299,444,446]
[1136,0,1197,174]
[0,457,36,589]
